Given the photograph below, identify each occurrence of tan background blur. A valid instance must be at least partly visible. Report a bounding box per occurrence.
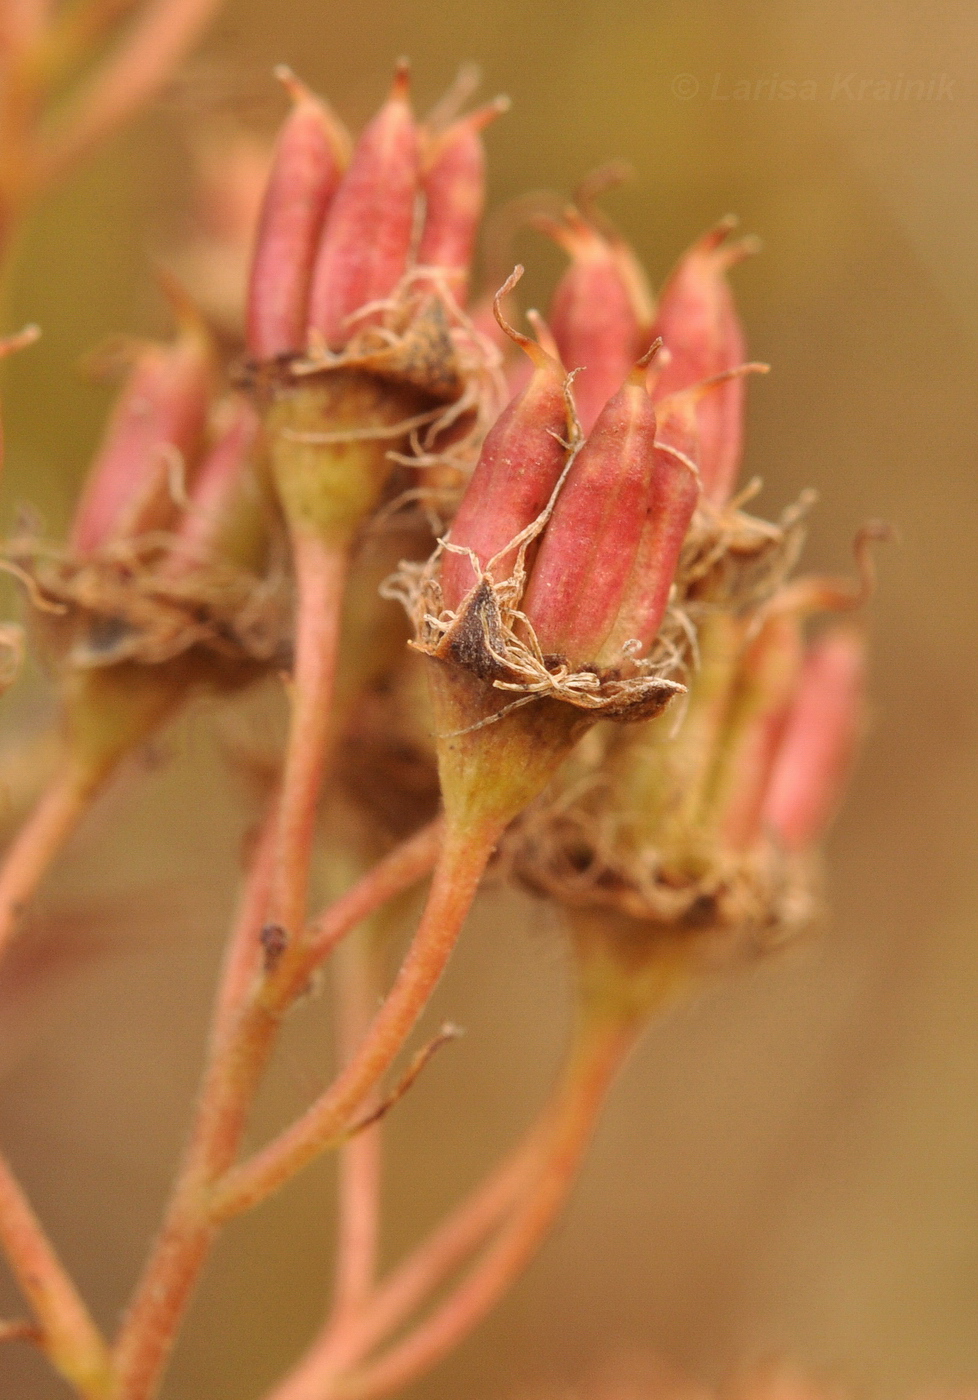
[1,0,977,1396]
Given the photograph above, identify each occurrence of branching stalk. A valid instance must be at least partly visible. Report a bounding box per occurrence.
[209,818,497,1224]
[0,1151,113,1398]
[110,817,444,1400]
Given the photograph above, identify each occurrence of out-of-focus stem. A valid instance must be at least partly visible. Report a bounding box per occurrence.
[209,818,496,1223]
[0,663,193,976]
[263,1001,643,1400]
[0,1315,42,1344]
[329,1009,641,1400]
[110,819,444,1400]
[300,820,443,981]
[210,796,280,1051]
[263,1101,547,1400]
[267,531,348,942]
[0,1151,113,1398]
[36,0,142,88]
[329,921,385,1323]
[0,763,100,971]
[33,0,224,188]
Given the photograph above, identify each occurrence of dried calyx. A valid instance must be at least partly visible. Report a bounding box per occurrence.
[502,527,887,968]
[9,291,283,685]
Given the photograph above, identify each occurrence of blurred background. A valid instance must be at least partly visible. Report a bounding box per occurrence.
[1,0,977,1395]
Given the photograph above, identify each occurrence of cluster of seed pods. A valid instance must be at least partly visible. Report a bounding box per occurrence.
[65,59,866,881]
[431,171,867,877]
[245,63,505,361]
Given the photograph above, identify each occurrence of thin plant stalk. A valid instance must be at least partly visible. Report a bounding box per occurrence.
[209,817,498,1223]
[33,0,225,188]
[329,919,385,1323]
[0,1151,113,1398]
[0,763,100,969]
[264,1001,646,1400]
[110,818,444,1400]
[210,798,280,1045]
[266,531,348,942]
[262,1088,553,1400]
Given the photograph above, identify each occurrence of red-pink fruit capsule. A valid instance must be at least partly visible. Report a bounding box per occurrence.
[596,389,700,665]
[762,625,868,852]
[540,211,645,435]
[652,217,758,506]
[308,61,419,350]
[440,276,570,611]
[522,361,657,668]
[714,613,805,853]
[417,96,508,304]
[70,308,216,556]
[246,67,350,360]
[166,395,261,573]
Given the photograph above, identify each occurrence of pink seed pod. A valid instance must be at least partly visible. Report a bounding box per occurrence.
[521,357,658,668]
[714,613,805,853]
[538,210,646,435]
[70,299,216,556]
[762,625,868,852]
[246,67,350,360]
[440,271,570,611]
[596,385,700,664]
[417,96,508,304]
[652,217,759,506]
[307,61,419,350]
[165,395,261,574]
[572,162,656,340]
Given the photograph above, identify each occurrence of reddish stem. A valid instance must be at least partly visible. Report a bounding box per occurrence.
[110,819,443,1400]
[327,1010,641,1400]
[210,799,280,1045]
[0,1151,112,1397]
[268,531,348,942]
[263,1105,547,1400]
[300,820,443,989]
[34,0,224,188]
[209,819,495,1223]
[329,922,385,1324]
[0,764,99,970]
